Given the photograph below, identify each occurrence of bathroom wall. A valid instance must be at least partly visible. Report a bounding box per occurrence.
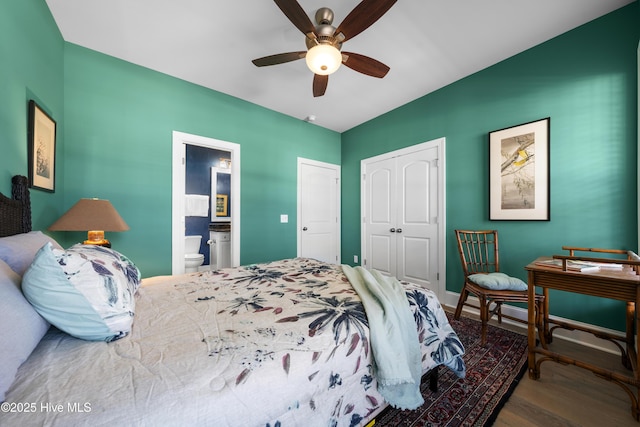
[185,144,231,266]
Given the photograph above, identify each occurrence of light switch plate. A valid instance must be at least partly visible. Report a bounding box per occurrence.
[280,214,288,223]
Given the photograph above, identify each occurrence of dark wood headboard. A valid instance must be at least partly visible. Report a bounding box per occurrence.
[0,175,32,237]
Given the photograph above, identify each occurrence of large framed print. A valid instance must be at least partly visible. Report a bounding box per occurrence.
[489,118,550,221]
[27,100,57,192]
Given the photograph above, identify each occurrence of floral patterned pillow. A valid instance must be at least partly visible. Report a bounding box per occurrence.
[22,243,141,342]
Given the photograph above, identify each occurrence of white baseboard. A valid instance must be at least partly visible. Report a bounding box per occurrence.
[443,291,626,356]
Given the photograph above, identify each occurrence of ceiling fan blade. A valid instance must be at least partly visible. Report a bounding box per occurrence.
[313,74,328,97]
[342,52,390,78]
[252,52,306,67]
[334,0,397,42]
[273,0,316,37]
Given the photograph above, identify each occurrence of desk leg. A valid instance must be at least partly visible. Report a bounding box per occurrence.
[623,301,634,370]
[527,270,539,380]
[543,287,551,344]
[635,291,640,421]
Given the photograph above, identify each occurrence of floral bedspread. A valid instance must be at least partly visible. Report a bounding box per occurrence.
[5,257,464,427]
[174,258,465,426]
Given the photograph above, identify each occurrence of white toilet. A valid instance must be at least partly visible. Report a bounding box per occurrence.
[184,235,205,273]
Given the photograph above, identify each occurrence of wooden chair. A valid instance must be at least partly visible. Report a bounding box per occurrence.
[453,229,545,345]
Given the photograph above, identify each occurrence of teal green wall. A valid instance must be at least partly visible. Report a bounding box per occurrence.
[341,3,639,331]
[0,0,65,227]
[2,1,639,330]
[62,44,341,277]
[2,1,341,278]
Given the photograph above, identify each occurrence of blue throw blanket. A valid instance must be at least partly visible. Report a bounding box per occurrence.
[341,265,424,410]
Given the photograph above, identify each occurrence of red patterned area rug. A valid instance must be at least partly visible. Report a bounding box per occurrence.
[374,312,528,426]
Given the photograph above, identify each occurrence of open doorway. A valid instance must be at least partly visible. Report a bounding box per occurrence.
[172,131,241,274]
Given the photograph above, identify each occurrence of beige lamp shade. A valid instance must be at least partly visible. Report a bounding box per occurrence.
[49,198,129,246]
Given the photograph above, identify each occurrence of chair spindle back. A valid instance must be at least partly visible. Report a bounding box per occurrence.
[455,230,500,276]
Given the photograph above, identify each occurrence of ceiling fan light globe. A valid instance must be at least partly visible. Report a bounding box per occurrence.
[305,44,342,76]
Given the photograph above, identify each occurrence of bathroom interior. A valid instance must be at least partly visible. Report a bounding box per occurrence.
[184,144,232,273]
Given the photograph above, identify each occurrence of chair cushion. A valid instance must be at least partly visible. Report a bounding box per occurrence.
[468,272,527,291]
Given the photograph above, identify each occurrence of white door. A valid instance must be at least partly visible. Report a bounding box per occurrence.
[395,147,439,290]
[361,138,445,298]
[298,158,340,264]
[364,157,396,276]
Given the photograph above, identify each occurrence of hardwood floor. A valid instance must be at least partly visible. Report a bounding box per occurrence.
[487,320,639,426]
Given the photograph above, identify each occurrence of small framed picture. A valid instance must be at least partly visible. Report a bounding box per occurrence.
[216,194,228,217]
[27,100,57,192]
[489,118,550,220]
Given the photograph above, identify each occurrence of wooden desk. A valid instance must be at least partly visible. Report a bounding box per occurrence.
[526,257,640,421]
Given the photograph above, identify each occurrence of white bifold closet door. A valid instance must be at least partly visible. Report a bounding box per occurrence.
[362,143,440,295]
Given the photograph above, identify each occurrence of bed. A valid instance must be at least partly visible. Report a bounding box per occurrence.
[0,175,465,426]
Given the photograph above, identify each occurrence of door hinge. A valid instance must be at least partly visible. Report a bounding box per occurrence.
[182,157,185,165]
[437,272,440,281]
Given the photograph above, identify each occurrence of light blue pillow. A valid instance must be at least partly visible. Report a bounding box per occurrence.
[0,231,63,276]
[22,243,141,342]
[468,272,527,291]
[0,259,49,401]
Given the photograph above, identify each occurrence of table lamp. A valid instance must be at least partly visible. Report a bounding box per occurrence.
[49,198,129,248]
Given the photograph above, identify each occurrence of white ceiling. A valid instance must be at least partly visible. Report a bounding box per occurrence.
[45,0,633,133]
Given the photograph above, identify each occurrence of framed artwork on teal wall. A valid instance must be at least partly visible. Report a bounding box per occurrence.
[489,117,550,221]
[27,100,57,193]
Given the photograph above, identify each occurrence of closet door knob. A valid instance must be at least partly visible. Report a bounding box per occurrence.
[390,228,396,233]
[396,228,403,233]
[303,227,308,231]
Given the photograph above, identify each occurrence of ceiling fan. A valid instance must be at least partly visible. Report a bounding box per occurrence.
[252,0,397,97]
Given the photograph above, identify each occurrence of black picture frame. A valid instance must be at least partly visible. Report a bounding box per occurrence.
[27,100,57,192]
[489,117,550,220]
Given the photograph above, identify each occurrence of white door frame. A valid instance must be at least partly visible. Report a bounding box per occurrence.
[297,157,341,263]
[172,131,241,274]
[360,137,446,300]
